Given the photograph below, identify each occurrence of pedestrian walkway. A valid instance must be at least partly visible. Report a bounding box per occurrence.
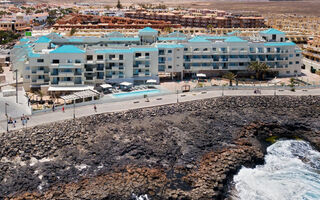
[1,88,319,133]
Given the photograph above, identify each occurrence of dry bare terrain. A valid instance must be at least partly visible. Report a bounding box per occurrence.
[168,0,320,16]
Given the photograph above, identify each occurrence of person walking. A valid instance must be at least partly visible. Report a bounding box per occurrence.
[94,104,97,112]
[62,106,65,112]
[12,119,16,128]
[21,114,25,126]
[52,104,55,112]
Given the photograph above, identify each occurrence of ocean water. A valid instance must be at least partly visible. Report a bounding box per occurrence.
[232,140,320,200]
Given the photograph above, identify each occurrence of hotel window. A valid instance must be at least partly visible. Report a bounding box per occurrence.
[159,65,165,72]
[159,50,165,55]
[52,59,59,64]
[135,53,142,57]
[67,59,73,63]
[168,65,172,69]
[286,71,290,74]
[289,54,293,57]
[203,48,208,51]
[119,55,123,60]
[168,50,172,53]
[37,59,44,63]
[194,48,199,51]
[168,57,172,61]
[289,62,293,65]
[109,55,115,60]
[87,55,93,60]
[145,53,149,57]
[212,48,217,52]
[97,55,103,60]
[184,48,188,51]
[296,54,300,57]
[296,61,299,64]
[75,59,81,63]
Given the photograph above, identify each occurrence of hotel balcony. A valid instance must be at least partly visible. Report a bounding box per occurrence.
[135,56,150,60]
[58,71,74,77]
[50,63,59,67]
[58,81,74,86]
[96,60,105,64]
[85,68,96,73]
[36,79,45,84]
[86,60,94,64]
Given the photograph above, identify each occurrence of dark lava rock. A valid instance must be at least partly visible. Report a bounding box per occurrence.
[1,96,320,199]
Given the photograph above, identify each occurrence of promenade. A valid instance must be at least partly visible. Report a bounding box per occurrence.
[1,87,319,133]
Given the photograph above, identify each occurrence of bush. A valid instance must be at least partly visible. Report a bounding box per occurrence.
[311,66,316,73]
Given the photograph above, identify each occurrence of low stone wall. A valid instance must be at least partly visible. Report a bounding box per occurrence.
[1,95,320,199]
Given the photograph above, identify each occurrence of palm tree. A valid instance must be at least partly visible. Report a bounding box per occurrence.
[289,78,295,92]
[223,72,237,86]
[206,24,213,33]
[248,61,270,80]
[163,27,172,33]
[37,91,44,103]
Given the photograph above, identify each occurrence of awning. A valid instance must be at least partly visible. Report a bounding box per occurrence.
[120,82,133,86]
[61,89,100,101]
[146,79,157,84]
[100,84,112,89]
[48,86,94,92]
[196,73,206,78]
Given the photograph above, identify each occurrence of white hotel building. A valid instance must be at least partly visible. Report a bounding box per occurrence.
[11,27,302,94]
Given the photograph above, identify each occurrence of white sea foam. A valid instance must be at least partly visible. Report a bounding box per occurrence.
[232,140,320,200]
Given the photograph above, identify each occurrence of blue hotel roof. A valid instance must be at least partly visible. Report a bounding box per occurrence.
[264,42,296,46]
[35,36,52,43]
[95,47,158,54]
[138,27,158,33]
[131,47,158,52]
[158,37,186,41]
[19,38,29,42]
[224,36,247,43]
[68,38,84,42]
[260,28,285,35]
[188,37,210,43]
[50,45,85,54]
[28,52,40,58]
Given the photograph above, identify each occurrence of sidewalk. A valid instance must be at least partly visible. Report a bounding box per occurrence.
[1,88,319,133]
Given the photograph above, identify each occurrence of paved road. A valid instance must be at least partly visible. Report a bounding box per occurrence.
[1,88,319,133]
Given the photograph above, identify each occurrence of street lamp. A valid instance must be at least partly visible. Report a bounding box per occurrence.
[222,84,224,96]
[5,103,9,132]
[73,99,76,119]
[14,69,18,104]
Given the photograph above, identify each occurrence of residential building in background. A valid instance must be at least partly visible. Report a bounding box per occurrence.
[125,10,265,28]
[303,36,320,71]
[53,14,181,30]
[11,28,301,94]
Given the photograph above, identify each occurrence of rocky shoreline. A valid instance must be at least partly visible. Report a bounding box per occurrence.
[1,96,320,199]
